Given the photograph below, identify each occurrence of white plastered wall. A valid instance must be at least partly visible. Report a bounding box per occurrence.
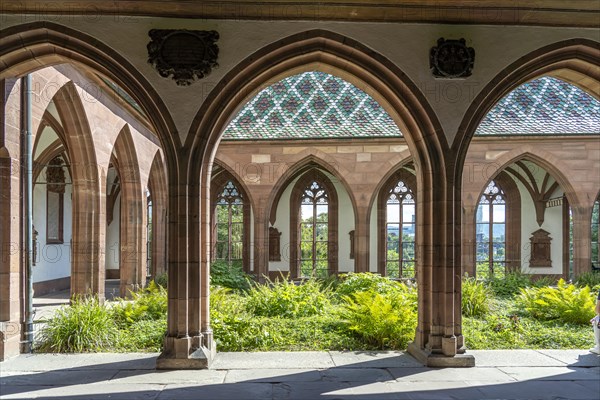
[32,167,73,283]
[517,180,565,275]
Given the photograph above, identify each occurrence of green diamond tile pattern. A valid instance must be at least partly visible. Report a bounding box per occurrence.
[476,77,599,135]
[222,71,402,140]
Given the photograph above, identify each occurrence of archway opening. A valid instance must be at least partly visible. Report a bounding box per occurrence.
[463,76,600,281]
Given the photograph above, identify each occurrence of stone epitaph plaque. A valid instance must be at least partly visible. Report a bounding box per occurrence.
[148,29,219,86]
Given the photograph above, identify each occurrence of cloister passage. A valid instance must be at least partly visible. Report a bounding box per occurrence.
[1,19,598,369]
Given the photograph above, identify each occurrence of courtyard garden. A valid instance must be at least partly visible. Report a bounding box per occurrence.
[35,266,600,353]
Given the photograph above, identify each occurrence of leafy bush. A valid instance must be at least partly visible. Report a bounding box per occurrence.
[516,279,596,324]
[118,319,167,351]
[245,277,331,318]
[154,272,168,289]
[488,271,532,298]
[38,295,118,353]
[210,260,252,292]
[335,272,406,298]
[574,271,600,290]
[340,285,417,349]
[463,314,524,349]
[462,277,492,317]
[111,280,167,327]
[530,275,556,288]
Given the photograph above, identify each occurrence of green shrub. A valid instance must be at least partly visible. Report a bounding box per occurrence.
[339,285,417,349]
[488,271,532,297]
[516,279,596,324]
[462,277,492,317]
[463,314,525,349]
[574,271,600,290]
[245,277,331,318]
[111,280,167,327]
[531,276,556,288]
[335,272,406,298]
[118,319,167,351]
[154,272,168,289]
[210,260,252,292]
[38,295,118,353]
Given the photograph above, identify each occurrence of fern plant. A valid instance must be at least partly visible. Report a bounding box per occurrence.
[339,285,417,349]
[516,279,596,325]
[245,277,331,318]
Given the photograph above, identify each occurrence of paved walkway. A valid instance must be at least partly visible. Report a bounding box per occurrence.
[1,350,598,399]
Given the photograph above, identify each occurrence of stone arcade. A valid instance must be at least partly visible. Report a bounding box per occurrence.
[0,1,598,369]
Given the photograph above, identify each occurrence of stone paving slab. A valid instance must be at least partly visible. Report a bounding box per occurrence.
[0,369,118,386]
[321,367,395,382]
[0,383,164,400]
[1,350,600,400]
[110,369,226,385]
[0,353,158,372]
[272,381,352,400]
[476,380,600,400]
[329,351,422,368]
[536,349,600,367]
[468,349,568,367]
[158,383,271,400]
[382,381,487,400]
[211,351,335,369]
[223,368,322,383]
[498,366,600,381]
[388,366,516,382]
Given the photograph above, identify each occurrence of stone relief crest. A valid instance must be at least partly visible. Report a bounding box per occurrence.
[147,29,219,86]
[430,38,475,78]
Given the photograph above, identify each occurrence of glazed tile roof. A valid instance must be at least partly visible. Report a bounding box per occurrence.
[476,77,600,135]
[221,71,402,140]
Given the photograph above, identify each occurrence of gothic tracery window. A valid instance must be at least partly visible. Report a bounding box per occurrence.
[290,170,338,278]
[476,180,506,279]
[385,181,416,279]
[299,180,329,278]
[214,180,245,268]
[592,198,599,268]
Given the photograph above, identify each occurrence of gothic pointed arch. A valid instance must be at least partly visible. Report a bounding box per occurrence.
[289,168,338,278]
[111,125,145,296]
[52,81,104,297]
[147,151,168,277]
[472,172,521,278]
[454,38,600,158]
[267,155,357,227]
[210,164,252,273]
[377,168,417,278]
[175,28,460,366]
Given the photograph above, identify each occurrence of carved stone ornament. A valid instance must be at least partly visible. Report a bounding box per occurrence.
[46,156,66,193]
[147,29,219,86]
[430,38,475,78]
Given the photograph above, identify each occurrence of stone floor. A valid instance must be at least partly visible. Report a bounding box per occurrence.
[1,350,599,399]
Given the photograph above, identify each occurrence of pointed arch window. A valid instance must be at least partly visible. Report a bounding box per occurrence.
[385,181,416,278]
[378,171,416,279]
[476,180,506,279]
[290,170,338,278]
[300,181,329,278]
[592,197,600,268]
[46,156,65,244]
[212,179,249,271]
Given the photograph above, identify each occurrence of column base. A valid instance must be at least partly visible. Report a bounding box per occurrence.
[407,342,475,367]
[0,324,21,361]
[156,335,216,369]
